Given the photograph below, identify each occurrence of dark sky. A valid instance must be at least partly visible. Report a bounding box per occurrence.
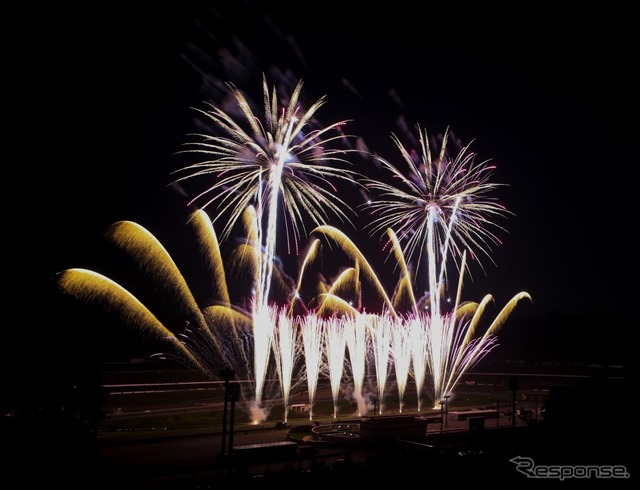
[23,2,633,365]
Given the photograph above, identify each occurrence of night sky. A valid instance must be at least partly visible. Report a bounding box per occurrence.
[24,2,633,365]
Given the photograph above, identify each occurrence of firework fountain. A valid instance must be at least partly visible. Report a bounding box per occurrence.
[55,77,530,424]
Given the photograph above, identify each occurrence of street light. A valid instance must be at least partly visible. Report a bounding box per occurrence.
[227,382,240,456]
[220,365,236,457]
[509,376,518,429]
[442,395,450,428]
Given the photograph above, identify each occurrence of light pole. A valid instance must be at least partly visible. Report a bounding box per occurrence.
[509,376,518,429]
[220,366,236,457]
[442,395,450,428]
[227,382,240,456]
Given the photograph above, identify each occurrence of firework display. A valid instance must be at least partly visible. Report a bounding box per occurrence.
[56,77,530,424]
